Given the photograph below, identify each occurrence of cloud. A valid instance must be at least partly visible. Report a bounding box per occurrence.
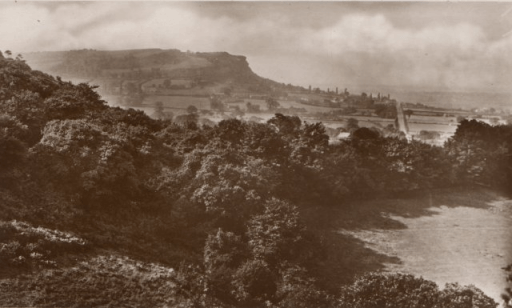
[0,2,510,92]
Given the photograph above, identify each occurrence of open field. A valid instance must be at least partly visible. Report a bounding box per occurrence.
[235,99,342,113]
[142,95,211,110]
[409,114,457,124]
[394,91,512,110]
[328,188,512,302]
[408,122,458,134]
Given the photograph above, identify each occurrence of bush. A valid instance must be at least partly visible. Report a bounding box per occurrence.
[232,259,277,306]
[0,220,88,267]
[438,283,498,308]
[339,273,497,308]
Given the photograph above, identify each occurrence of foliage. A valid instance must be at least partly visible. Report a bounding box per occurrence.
[374,103,397,118]
[445,119,512,190]
[210,96,225,112]
[247,198,307,266]
[276,265,334,308]
[0,122,27,169]
[0,255,197,308]
[204,229,247,303]
[503,264,512,307]
[0,55,505,308]
[266,97,281,111]
[346,117,359,131]
[232,259,277,306]
[0,220,88,268]
[438,283,498,308]
[339,273,497,308]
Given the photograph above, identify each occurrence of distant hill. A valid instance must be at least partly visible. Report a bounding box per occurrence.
[23,48,299,95]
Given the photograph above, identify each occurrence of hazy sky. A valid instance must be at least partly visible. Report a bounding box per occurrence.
[2,1,512,92]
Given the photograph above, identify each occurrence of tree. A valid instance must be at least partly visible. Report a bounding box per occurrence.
[231,105,245,118]
[351,127,380,140]
[232,259,277,305]
[346,118,359,131]
[222,87,232,96]
[375,104,397,118]
[290,122,329,166]
[276,265,333,308]
[247,198,307,266]
[204,229,247,304]
[339,273,497,308]
[0,127,26,169]
[186,105,198,115]
[419,130,440,140]
[173,114,198,128]
[503,264,512,307]
[266,98,280,111]
[215,118,246,145]
[446,119,512,188]
[151,101,165,120]
[246,102,260,113]
[242,122,288,160]
[438,283,498,308]
[210,96,225,112]
[267,113,301,139]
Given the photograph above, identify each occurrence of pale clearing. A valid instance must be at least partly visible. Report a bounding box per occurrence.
[340,195,512,302]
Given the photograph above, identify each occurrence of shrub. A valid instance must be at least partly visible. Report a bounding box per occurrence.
[339,273,440,308]
[339,272,497,308]
[438,283,498,308]
[232,259,277,306]
[0,220,88,267]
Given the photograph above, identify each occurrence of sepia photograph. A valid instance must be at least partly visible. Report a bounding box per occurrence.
[0,1,511,307]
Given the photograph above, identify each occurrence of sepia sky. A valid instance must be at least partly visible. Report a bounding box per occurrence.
[1,1,512,92]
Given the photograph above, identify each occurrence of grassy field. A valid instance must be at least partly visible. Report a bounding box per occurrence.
[301,187,512,301]
[237,99,342,113]
[408,122,458,134]
[409,114,457,124]
[143,95,211,110]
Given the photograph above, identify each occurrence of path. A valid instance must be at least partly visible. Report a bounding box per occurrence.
[395,101,411,140]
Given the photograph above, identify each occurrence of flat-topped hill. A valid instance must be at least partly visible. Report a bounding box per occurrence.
[23,48,277,88]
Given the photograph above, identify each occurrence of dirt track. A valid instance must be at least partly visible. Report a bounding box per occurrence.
[341,198,512,302]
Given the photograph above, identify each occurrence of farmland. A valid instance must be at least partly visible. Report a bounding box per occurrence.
[143,95,211,111]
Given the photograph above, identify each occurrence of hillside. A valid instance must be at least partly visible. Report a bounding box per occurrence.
[0,51,510,307]
[24,49,292,95]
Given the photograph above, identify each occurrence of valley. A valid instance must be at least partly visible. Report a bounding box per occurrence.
[24,49,511,146]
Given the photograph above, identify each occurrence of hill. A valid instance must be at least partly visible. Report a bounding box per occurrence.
[0,50,508,307]
[23,48,296,95]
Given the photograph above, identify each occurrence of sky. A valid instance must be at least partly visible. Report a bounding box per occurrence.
[1,1,512,92]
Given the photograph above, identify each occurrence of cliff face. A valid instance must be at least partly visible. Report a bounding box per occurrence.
[23,49,268,86]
